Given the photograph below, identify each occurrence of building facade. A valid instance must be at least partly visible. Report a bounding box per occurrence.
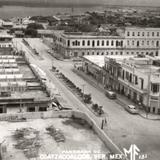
[118,56,160,114]
[53,31,124,58]
[53,27,160,58]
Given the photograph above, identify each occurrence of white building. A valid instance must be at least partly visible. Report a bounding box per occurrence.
[124,27,160,56]
[118,56,160,114]
[53,31,124,58]
[53,27,160,58]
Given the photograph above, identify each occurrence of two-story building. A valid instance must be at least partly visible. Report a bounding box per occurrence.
[118,56,160,114]
[53,31,124,58]
[53,27,160,58]
[123,27,160,56]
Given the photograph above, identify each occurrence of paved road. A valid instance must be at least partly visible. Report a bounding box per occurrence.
[13,38,160,160]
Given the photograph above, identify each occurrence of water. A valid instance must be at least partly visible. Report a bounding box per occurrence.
[0,5,105,19]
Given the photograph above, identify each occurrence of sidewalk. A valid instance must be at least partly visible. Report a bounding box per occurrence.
[73,68,160,121]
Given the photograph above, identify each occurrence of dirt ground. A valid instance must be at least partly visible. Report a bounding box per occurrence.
[0,118,109,160]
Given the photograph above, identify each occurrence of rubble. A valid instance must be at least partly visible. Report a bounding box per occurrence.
[46,125,65,142]
[13,127,41,159]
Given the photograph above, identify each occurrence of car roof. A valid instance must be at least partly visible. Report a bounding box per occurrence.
[128,105,136,109]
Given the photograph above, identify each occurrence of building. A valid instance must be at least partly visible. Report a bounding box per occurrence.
[53,31,124,58]
[104,55,134,91]
[124,27,160,56]
[82,55,106,85]
[53,27,160,58]
[118,56,160,114]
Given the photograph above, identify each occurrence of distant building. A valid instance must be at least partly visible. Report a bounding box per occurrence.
[53,27,160,58]
[53,30,124,58]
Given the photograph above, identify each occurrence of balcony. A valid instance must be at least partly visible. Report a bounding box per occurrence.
[118,78,148,94]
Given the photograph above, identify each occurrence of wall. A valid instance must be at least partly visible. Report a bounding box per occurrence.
[0,110,126,158]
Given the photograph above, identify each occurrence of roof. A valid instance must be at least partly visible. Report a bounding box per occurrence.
[83,55,105,67]
[37,29,54,35]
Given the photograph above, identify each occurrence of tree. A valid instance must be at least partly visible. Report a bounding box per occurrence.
[27,23,44,30]
[24,28,38,37]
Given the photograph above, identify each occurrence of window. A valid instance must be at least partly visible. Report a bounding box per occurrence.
[97,52,99,55]
[92,40,95,47]
[120,41,123,47]
[157,32,159,37]
[135,76,138,85]
[156,51,158,56]
[82,52,85,56]
[87,40,90,46]
[120,52,123,55]
[152,32,154,37]
[151,83,159,93]
[111,40,114,46]
[97,40,99,46]
[102,40,104,46]
[152,41,154,46]
[102,52,104,55]
[138,32,140,36]
[137,41,139,47]
[127,41,130,45]
[132,32,135,36]
[106,40,109,46]
[111,52,113,55]
[127,32,130,36]
[156,41,159,47]
[82,40,85,46]
[116,41,119,47]
[87,52,89,55]
[142,32,145,36]
[92,52,94,55]
[67,40,70,47]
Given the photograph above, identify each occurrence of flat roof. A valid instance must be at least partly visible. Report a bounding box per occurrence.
[83,55,105,67]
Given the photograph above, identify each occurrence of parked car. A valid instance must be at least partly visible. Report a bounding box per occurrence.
[105,89,116,99]
[125,105,139,114]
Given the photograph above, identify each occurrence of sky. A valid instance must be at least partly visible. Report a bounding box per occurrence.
[0,0,160,7]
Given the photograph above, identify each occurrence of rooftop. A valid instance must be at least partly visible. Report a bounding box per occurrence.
[83,55,105,67]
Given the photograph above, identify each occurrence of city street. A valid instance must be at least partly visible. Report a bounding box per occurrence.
[13,38,160,160]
